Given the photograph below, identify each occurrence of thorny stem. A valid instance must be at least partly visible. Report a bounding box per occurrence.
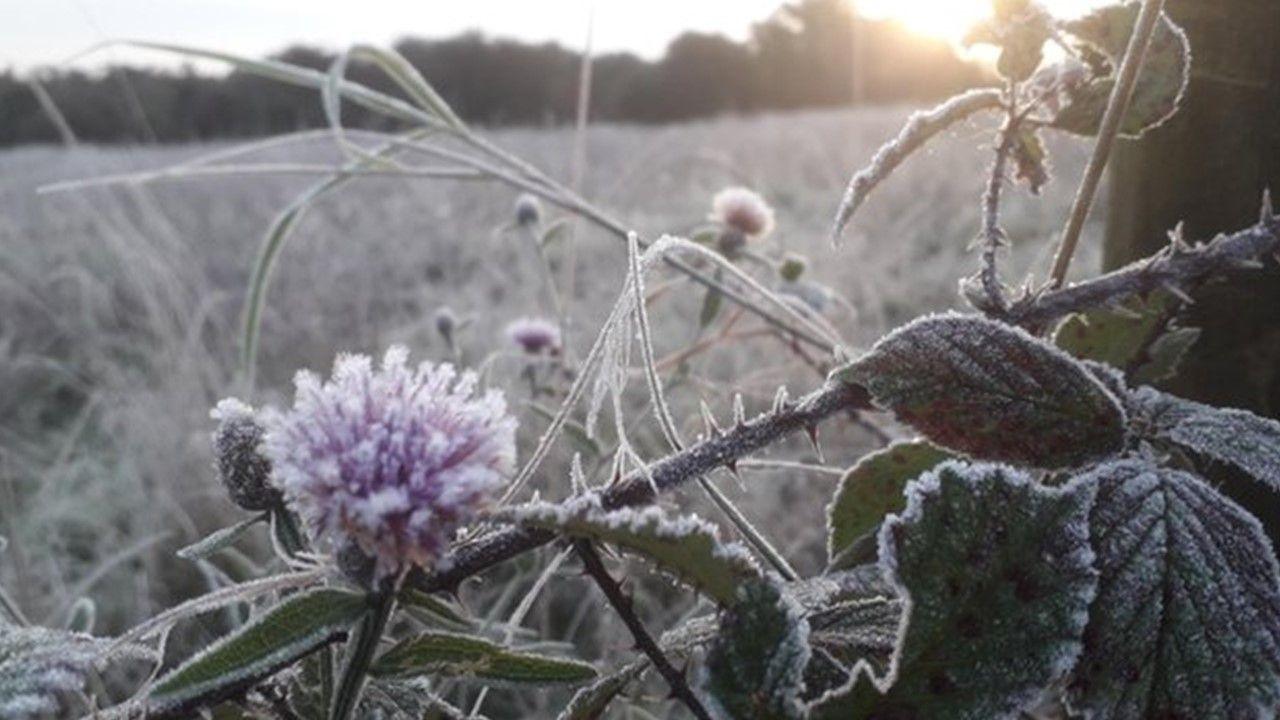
[573,540,714,720]
[973,84,1018,315]
[410,380,870,594]
[1011,212,1280,328]
[1047,0,1168,288]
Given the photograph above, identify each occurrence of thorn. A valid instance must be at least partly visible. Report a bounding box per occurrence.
[1161,280,1195,305]
[732,393,746,427]
[1262,188,1274,222]
[1167,222,1191,253]
[805,423,825,464]
[725,459,741,481]
[772,386,791,413]
[700,400,723,437]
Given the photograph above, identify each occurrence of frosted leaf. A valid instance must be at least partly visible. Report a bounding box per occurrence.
[0,626,125,719]
[360,677,475,720]
[1133,386,1280,490]
[811,462,1097,720]
[835,313,1127,468]
[370,632,597,685]
[826,440,952,571]
[557,660,648,720]
[146,588,368,716]
[1052,4,1190,138]
[496,496,761,606]
[1053,291,1200,384]
[805,595,904,699]
[1066,459,1280,718]
[702,579,811,720]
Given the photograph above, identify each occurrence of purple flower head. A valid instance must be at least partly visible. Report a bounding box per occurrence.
[505,317,562,356]
[262,347,517,578]
[710,187,775,239]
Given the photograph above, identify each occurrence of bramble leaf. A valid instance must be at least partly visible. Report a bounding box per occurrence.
[1067,459,1280,718]
[1132,387,1280,491]
[826,440,952,570]
[1053,291,1199,384]
[835,313,1127,468]
[703,579,811,720]
[1052,4,1190,138]
[147,588,367,716]
[371,632,597,685]
[811,462,1097,720]
[497,497,761,606]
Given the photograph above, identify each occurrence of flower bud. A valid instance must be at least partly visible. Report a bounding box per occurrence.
[434,307,458,344]
[710,187,775,240]
[210,398,282,511]
[716,229,747,258]
[505,317,562,356]
[514,193,543,228]
[779,253,808,282]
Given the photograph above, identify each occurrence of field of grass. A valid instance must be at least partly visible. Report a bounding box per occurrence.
[0,105,1100,714]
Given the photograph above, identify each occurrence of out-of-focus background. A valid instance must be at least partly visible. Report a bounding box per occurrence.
[2,0,1276,715]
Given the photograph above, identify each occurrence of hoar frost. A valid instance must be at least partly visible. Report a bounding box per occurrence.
[261,347,517,578]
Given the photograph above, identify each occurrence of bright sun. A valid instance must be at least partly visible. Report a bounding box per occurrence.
[856,0,1112,44]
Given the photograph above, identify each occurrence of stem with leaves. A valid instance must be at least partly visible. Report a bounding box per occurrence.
[1047,0,1168,288]
[329,587,397,720]
[574,540,713,720]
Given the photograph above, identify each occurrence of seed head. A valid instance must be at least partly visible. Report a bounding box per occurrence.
[779,253,808,282]
[262,347,517,578]
[710,187,775,240]
[505,317,562,356]
[211,398,282,511]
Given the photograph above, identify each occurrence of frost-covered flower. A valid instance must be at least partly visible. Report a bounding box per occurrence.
[710,187,775,239]
[262,347,517,578]
[505,317,562,356]
[210,398,281,511]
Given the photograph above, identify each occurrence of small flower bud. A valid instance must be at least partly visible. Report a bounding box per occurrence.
[514,193,543,227]
[434,307,458,344]
[716,229,747,258]
[211,398,282,511]
[335,539,378,590]
[505,317,562,356]
[779,253,808,282]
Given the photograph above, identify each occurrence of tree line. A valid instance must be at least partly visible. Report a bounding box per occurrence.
[0,0,988,146]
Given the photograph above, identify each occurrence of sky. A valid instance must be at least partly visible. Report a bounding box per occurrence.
[2,0,1111,74]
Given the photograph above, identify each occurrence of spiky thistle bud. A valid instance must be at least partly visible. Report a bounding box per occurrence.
[505,317,562,356]
[210,399,282,511]
[262,347,517,578]
[514,193,543,228]
[710,187,775,240]
[779,253,808,282]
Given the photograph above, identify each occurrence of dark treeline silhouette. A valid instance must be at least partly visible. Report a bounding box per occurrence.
[0,0,988,146]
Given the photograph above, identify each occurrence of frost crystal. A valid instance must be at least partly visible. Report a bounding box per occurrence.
[504,317,562,356]
[1067,459,1280,719]
[210,398,281,511]
[710,187,775,239]
[0,626,114,719]
[263,347,517,578]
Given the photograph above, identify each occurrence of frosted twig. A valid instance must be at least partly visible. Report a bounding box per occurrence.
[1047,0,1168,288]
[830,88,1003,243]
[574,539,713,720]
[1010,211,1280,328]
[410,380,870,594]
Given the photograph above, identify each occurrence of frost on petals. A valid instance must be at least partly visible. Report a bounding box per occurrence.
[710,187,776,239]
[262,347,517,578]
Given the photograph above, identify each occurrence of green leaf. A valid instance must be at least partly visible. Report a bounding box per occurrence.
[1132,387,1280,491]
[1066,459,1280,718]
[498,497,761,606]
[147,588,368,716]
[805,595,904,700]
[700,283,724,330]
[812,462,1097,720]
[826,441,951,570]
[1052,4,1190,138]
[557,660,648,720]
[398,589,474,630]
[540,217,573,248]
[835,313,1127,469]
[1011,125,1050,194]
[703,579,811,720]
[371,632,597,685]
[1052,291,1198,383]
[176,513,267,562]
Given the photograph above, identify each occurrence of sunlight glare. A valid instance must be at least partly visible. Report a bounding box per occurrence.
[856,0,1114,44]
